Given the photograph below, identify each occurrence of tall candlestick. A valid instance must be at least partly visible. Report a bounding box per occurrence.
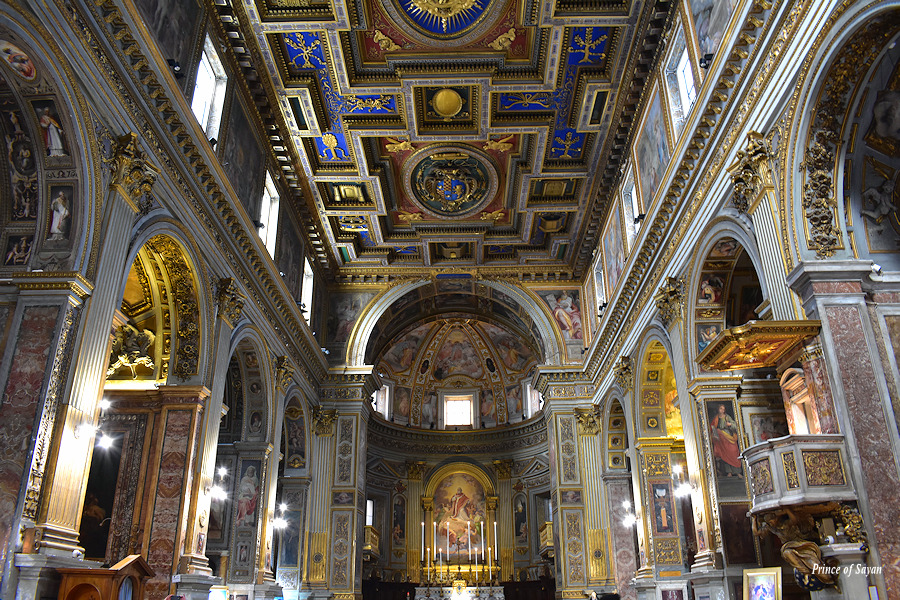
[421,522,425,561]
[446,522,450,559]
[467,521,471,560]
[433,521,437,559]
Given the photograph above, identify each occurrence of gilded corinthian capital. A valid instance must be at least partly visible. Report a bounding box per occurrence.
[110,133,159,211]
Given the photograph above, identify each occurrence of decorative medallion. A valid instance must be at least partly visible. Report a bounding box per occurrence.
[391,0,497,42]
[405,145,497,218]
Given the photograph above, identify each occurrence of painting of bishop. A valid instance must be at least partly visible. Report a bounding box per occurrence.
[433,472,487,558]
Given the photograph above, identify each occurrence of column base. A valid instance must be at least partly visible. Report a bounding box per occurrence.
[632,576,657,600]
[14,553,101,600]
[180,552,213,576]
[688,567,727,600]
[690,550,721,572]
[173,573,222,600]
[813,543,871,600]
[34,523,85,557]
[254,581,285,600]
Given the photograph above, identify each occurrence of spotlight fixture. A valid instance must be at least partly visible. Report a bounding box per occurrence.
[166,59,184,79]
[252,220,265,229]
[99,398,112,411]
[621,500,638,527]
[634,213,646,224]
[273,517,288,529]
[208,137,217,148]
[699,53,714,69]
[217,466,228,478]
[97,433,115,449]
[672,463,694,497]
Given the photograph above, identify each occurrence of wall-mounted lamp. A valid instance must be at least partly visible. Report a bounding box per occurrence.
[672,464,694,497]
[74,422,97,440]
[166,59,184,79]
[208,138,217,148]
[621,500,638,527]
[699,53,714,69]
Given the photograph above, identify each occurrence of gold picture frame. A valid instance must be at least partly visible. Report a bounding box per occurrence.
[743,566,782,600]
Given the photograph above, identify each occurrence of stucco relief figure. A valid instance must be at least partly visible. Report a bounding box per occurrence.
[872,91,900,141]
[237,465,260,526]
[710,403,742,477]
[860,179,897,234]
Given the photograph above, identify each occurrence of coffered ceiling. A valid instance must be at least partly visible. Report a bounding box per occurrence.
[225,0,673,281]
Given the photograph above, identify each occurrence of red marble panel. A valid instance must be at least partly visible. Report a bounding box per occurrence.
[826,305,900,593]
[0,306,59,569]
[811,281,862,295]
[146,409,194,591]
[802,350,839,434]
[606,480,637,600]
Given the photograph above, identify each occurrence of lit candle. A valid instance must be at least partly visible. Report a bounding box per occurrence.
[433,521,437,559]
[446,522,450,558]
[421,521,425,561]
[487,547,492,579]
[493,520,498,557]
[467,520,471,560]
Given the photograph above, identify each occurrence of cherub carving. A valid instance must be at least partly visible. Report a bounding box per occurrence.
[107,323,156,378]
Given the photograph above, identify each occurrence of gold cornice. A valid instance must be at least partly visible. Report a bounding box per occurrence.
[12,272,94,298]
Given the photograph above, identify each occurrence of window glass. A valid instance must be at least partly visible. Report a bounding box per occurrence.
[445,395,473,426]
[191,36,227,139]
[259,172,279,257]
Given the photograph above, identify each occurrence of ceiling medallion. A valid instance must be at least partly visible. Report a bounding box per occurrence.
[430,88,464,119]
[390,0,500,43]
[404,145,498,218]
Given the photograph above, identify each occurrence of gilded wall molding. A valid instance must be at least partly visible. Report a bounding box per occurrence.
[274,355,295,392]
[107,132,158,213]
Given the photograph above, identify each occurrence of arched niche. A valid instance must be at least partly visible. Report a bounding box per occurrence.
[783,4,900,265]
[343,279,562,368]
[688,232,765,366]
[635,338,683,440]
[424,462,496,560]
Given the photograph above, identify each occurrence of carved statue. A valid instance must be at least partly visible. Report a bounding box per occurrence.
[107,323,156,378]
[752,508,838,587]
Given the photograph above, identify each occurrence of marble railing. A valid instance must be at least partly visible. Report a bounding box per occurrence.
[743,434,857,514]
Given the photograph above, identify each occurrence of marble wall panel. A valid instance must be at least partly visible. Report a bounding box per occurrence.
[826,305,900,592]
[606,480,637,600]
[0,305,58,569]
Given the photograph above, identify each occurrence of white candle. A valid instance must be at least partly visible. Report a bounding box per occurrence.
[488,547,492,578]
[421,521,425,561]
[433,521,437,559]
[481,522,485,559]
[446,522,450,558]
[467,520,471,559]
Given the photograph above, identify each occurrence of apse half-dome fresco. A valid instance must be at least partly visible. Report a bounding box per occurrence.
[376,318,538,428]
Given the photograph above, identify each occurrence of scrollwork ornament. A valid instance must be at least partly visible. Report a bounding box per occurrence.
[216,277,245,327]
[406,461,427,480]
[108,132,159,213]
[312,406,338,436]
[653,276,685,328]
[613,356,634,392]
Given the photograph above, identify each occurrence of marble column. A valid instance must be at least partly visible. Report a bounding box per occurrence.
[300,407,337,599]
[575,407,611,586]
[492,459,514,582]
[303,371,377,600]
[788,261,900,597]
[603,474,637,600]
[178,278,246,581]
[653,277,720,574]
[406,462,426,582]
[0,285,85,598]
[33,133,155,556]
[144,386,208,599]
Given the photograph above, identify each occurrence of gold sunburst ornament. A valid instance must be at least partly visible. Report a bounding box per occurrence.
[408,0,482,32]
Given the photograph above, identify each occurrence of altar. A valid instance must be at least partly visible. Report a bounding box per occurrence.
[414,582,505,599]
